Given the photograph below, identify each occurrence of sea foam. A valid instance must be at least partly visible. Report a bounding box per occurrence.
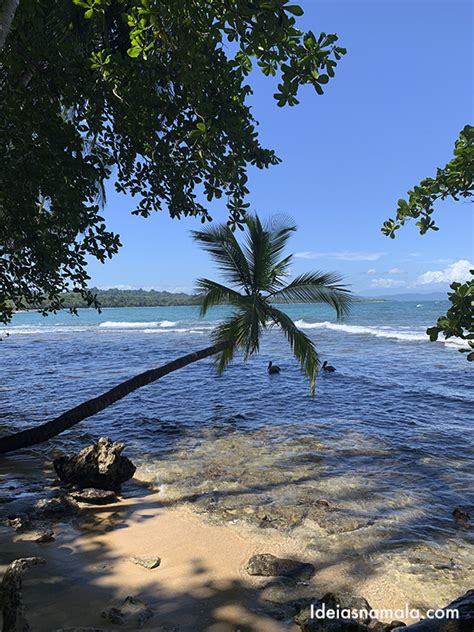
[99,320,178,329]
[293,320,465,348]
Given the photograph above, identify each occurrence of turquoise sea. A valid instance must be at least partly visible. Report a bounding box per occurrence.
[0,300,473,604]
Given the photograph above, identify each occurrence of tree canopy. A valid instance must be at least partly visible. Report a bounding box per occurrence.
[0,0,346,324]
[382,125,474,360]
[382,125,473,238]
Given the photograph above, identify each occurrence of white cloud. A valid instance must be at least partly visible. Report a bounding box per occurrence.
[367,268,377,275]
[388,268,403,274]
[416,259,473,285]
[294,251,384,262]
[98,284,137,290]
[370,278,405,288]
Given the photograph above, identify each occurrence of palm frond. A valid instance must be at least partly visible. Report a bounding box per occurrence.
[244,215,269,291]
[192,225,252,290]
[195,279,242,316]
[241,295,268,358]
[244,215,296,292]
[212,294,268,370]
[269,253,293,289]
[212,314,248,373]
[271,271,352,319]
[266,215,297,267]
[265,305,320,397]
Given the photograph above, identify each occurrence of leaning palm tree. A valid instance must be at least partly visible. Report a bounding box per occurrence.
[0,215,351,454]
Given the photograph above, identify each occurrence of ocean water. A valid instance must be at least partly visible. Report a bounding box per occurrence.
[0,301,473,605]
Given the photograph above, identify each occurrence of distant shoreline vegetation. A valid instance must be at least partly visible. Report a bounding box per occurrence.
[11,287,387,312]
[16,288,200,311]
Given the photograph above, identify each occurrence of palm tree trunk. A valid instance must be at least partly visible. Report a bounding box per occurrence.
[0,0,19,50]
[0,340,232,455]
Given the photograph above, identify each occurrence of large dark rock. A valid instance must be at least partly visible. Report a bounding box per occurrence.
[0,557,46,632]
[295,592,374,632]
[53,437,136,491]
[321,592,373,624]
[245,553,315,580]
[401,589,474,631]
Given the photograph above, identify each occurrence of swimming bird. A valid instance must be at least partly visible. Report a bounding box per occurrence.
[322,361,336,372]
[268,361,281,374]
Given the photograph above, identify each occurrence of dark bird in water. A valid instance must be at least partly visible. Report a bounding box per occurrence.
[322,361,336,372]
[268,361,281,374]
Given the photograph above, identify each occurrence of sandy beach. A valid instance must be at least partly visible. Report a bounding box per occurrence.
[0,463,442,632]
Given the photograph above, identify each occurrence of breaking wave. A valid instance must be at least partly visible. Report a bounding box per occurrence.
[99,320,179,329]
[1,317,466,350]
[294,320,465,348]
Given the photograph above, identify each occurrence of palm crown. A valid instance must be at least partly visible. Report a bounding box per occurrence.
[192,214,352,395]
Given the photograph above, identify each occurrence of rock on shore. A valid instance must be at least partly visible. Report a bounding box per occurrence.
[53,437,136,491]
[245,553,315,580]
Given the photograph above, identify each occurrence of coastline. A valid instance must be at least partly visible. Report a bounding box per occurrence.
[1,464,464,631]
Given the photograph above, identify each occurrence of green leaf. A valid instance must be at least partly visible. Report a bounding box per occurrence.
[127,47,142,58]
[285,5,304,16]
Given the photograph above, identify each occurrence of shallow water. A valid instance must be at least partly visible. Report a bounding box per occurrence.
[0,301,473,607]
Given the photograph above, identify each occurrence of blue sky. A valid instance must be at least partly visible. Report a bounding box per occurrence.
[88,0,473,296]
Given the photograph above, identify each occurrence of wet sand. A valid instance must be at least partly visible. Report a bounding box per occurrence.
[0,472,435,632]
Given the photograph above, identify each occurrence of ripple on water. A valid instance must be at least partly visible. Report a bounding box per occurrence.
[0,304,473,611]
[129,422,474,610]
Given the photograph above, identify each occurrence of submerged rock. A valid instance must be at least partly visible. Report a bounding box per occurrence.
[0,557,46,632]
[53,437,136,491]
[101,595,155,628]
[245,553,315,580]
[69,488,118,505]
[452,506,470,529]
[129,556,161,570]
[255,504,308,531]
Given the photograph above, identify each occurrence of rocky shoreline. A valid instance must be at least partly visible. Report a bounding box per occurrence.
[0,438,472,631]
